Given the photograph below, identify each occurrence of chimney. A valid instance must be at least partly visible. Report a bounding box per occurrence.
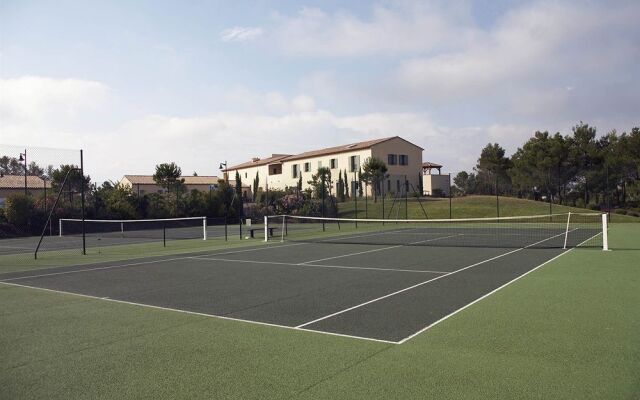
[252,157,260,162]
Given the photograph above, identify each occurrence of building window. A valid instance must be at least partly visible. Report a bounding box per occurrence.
[349,155,360,172]
[304,162,310,172]
[245,172,247,178]
[388,154,397,165]
[397,180,400,192]
[387,179,391,192]
[292,164,299,178]
[330,158,338,169]
[399,155,408,165]
[318,161,322,169]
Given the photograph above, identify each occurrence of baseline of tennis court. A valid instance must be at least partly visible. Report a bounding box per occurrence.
[0,227,593,343]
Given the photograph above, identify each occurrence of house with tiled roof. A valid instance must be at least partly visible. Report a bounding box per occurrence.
[0,174,52,207]
[224,136,425,196]
[119,175,252,199]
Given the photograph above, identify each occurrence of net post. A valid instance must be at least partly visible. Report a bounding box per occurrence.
[264,215,268,242]
[121,222,124,238]
[280,215,285,242]
[202,217,207,240]
[59,219,63,237]
[80,149,86,255]
[563,212,571,249]
[602,213,609,251]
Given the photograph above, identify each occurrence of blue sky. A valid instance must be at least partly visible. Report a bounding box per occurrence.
[1,0,638,183]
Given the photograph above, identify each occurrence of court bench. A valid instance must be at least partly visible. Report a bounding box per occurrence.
[248,227,277,238]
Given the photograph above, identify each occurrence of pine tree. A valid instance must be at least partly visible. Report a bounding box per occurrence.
[344,169,349,198]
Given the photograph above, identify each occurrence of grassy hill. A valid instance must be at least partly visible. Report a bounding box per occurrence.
[338,195,639,222]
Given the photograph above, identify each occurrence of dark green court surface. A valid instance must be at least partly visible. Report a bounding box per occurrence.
[0,232,579,343]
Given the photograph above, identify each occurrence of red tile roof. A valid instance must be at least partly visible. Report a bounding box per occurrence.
[0,175,52,189]
[224,136,424,171]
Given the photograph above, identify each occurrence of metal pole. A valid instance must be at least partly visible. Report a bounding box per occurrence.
[321,175,325,232]
[354,171,358,226]
[382,177,385,224]
[448,173,452,219]
[35,168,78,259]
[495,173,499,218]
[606,164,610,221]
[365,182,368,218]
[24,149,27,195]
[80,150,86,255]
[404,175,408,220]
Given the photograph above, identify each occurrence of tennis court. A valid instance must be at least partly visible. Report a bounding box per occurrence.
[0,213,605,343]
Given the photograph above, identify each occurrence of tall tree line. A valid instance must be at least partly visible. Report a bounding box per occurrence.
[453,123,640,208]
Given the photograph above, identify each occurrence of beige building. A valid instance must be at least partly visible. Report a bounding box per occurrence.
[0,175,52,207]
[421,162,451,196]
[119,175,252,199]
[224,137,424,196]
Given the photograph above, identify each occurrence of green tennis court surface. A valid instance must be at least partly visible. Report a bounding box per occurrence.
[1,224,638,398]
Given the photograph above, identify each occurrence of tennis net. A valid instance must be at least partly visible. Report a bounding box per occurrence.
[59,217,208,241]
[264,212,607,249]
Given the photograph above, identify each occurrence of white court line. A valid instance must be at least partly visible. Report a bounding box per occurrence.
[300,234,460,265]
[296,229,575,329]
[397,230,603,344]
[0,256,193,282]
[188,256,449,275]
[0,245,35,250]
[0,242,308,281]
[0,280,398,345]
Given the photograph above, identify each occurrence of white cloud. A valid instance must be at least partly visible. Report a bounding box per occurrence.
[0,76,109,123]
[393,1,640,108]
[220,26,264,42]
[271,4,475,57]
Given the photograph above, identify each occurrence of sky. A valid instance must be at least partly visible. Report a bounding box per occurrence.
[1,0,638,183]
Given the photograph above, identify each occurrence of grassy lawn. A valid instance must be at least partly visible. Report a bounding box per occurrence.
[339,194,639,223]
[1,223,638,399]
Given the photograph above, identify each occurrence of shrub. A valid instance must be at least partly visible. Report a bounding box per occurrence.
[614,209,628,215]
[5,193,34,233]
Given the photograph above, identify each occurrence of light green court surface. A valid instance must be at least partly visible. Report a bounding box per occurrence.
[1,224,638,399]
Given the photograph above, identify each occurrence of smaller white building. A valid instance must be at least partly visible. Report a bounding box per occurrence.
[421,162,450,197]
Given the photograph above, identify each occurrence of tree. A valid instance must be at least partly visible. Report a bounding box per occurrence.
[234,171,242,198]
[453,171,477,195]
[360,157,388,202]
[358,167,363,197]
[567,123,599,205]
[510,131,572,201]
[298,174,303,192]
[307,167,332,199]
[5,193,34,231]
[252,171,260,202]
[153,162,184,215]
[344,170,349,198]
[474,143,512,195]
[337,172,345,202]
[153,162,183,192]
